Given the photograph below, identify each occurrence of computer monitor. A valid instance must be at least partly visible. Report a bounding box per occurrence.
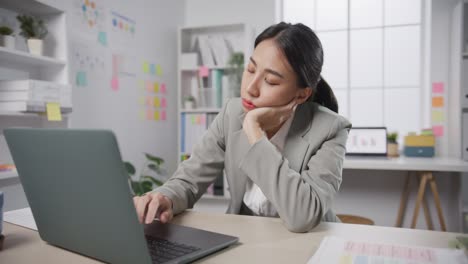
[346,127,388,156]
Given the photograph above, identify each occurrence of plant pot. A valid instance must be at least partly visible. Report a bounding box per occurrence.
[387,142,399,157]
[27,38,43,56]
[184,101,195,110]
[0,35,15,49]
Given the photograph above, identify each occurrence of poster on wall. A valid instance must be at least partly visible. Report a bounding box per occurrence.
[71,0,107,43]
[71,41,106,88]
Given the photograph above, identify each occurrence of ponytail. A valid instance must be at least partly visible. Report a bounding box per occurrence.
[311,76,338,113]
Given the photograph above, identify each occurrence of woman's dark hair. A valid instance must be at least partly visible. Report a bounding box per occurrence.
[254,22,338,113]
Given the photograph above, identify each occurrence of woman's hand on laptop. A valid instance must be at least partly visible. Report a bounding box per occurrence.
[133,192,173,224]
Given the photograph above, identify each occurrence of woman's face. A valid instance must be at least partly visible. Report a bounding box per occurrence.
[240,39,311,112]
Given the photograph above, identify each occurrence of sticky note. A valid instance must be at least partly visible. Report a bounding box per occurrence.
[98,31,107,46]
[432,97,444,107]
[143,62,149,73]
[46,102,62,121]
[111,77,119,91]
[146,81,152,92]
[432,82,444,94]
[154,111,160,120]
[154,82,159,93]
[161,110,166,120]
[196,115,201,124]
[154,97,160,107]
[76,71,87,86]
[161,97,167,108]
[432,125,444,137]
[432,111,444,122]
[199,66,209,77]
[146,109,153,120]
[146,96,152,106]
[339,255,352,264]
[150,64,156,75]
[156,64,162,76]
[160,83,166,94]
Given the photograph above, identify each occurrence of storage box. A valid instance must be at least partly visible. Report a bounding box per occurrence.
[404,135,435,147]
[403,146,435,157]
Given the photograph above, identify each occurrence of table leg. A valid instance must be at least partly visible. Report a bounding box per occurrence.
[411,172,428,229]
[427,173,447,231]
[396,172,411,227]
[418,174,434,230]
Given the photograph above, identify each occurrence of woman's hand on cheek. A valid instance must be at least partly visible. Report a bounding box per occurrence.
[243,99,297,144]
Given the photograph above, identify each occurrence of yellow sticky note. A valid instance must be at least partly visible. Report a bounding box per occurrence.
[154,111,160,120]
[156,64,162,76]
[154,82,159,93]
[46,102,62,121]
[154,97,160,107]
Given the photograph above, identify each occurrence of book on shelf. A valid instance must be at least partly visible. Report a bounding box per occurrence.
[193,35,234,67]
[0,79,72,112]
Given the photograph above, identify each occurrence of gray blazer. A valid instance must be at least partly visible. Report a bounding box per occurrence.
[154,98,351,232]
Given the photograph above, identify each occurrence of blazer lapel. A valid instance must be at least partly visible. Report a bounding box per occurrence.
[283,102,315,172]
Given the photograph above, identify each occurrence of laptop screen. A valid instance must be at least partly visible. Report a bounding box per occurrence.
[346,127,387,156]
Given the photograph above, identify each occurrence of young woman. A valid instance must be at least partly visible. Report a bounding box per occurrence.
[134,22,351,233]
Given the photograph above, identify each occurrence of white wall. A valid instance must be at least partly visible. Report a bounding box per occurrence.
[183,0,276,37]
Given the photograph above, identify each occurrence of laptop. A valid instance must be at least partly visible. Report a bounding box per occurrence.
[4,128,238,264]
[345,127,388,158]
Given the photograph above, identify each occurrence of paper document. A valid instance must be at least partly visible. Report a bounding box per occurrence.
[4,207,37,231]
[308,236,467,264]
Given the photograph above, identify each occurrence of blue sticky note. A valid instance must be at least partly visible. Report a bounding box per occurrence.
[150,64,156,75]
[98,31,107,46]
[76,71,88,87]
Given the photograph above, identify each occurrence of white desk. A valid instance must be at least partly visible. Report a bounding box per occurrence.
[0,211,465,264]
[343,157,468,231]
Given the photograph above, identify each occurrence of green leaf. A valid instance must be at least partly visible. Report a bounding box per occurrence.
[141,181,153,193]
[130,180,143,196]
[144,153,164,165]
[148,163,163,174]
[142,175,164,186]
[124,161,136,175]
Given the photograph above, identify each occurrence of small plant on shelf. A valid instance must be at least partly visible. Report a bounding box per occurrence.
[387,132,399,157]
[16,14,48,55]
[226,52,244,97]
[184,95,196,109]
[124,153,168,196]
[0,26,15,49]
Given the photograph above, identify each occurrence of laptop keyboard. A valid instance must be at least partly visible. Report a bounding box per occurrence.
[145,235,201,264]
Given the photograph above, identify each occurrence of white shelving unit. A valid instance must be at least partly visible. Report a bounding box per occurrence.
[0,0,70,211]
[177,23,253,203]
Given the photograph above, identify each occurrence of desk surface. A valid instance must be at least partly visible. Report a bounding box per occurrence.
[344,157,468,172]
[0,211,464,264]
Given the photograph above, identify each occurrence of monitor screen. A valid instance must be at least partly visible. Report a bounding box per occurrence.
[346,127,387,155]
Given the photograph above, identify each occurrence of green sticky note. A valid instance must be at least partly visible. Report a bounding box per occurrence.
[143,62,149,73]
[76,71,88,87]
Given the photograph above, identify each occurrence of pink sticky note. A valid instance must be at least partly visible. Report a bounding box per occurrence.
[161,110,166,120]
[161,97,167,108]
[146,109,153,120]
[432,82,444,94]
[146,81,152,92]
[432,125,444,137]
[111,77,119,91]
[160,83,166,94]
[146,96,152,106]
[199,66,209,77]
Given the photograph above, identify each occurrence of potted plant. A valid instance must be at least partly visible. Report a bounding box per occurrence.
[387,132,399,157]
[184,95,196,109]
[0,26,15,49]
[226,52,244,97]
[16,14,48,56]
[124,153,167,196]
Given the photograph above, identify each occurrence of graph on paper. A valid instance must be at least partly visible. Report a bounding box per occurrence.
[308,236,467,264]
